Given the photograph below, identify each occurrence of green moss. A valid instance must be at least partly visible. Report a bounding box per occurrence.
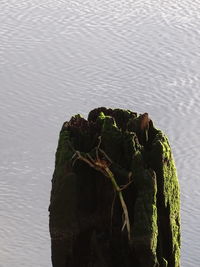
[49,107,181,266]
[144,130,180,266]
[132,166,158,266]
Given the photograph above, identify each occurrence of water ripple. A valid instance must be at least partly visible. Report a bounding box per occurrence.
[1,0,200,266]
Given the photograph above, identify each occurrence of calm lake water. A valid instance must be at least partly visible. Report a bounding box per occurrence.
[1,0,200,266]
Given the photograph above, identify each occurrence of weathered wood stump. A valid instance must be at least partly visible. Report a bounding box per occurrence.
[49,107,180,267]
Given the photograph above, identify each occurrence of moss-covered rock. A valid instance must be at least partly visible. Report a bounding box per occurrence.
[49,107,180,267]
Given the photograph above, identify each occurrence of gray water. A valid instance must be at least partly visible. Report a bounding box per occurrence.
[1,0,200,266]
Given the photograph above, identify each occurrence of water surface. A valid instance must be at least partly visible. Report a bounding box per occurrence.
[1,1,200,266]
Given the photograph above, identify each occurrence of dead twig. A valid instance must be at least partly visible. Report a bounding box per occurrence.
[70,141,132,242]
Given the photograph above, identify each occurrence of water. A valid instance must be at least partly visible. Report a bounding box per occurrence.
[1,1,200,266]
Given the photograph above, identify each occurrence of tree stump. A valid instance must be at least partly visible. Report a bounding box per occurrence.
[49,107,180,267]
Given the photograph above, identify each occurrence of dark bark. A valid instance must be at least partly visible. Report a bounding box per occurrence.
[49,107,180,267]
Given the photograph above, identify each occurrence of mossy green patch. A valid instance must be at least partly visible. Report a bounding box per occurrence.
[49,107,181,267]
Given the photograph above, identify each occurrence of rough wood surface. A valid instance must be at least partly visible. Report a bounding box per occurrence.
[49,107,180,267]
